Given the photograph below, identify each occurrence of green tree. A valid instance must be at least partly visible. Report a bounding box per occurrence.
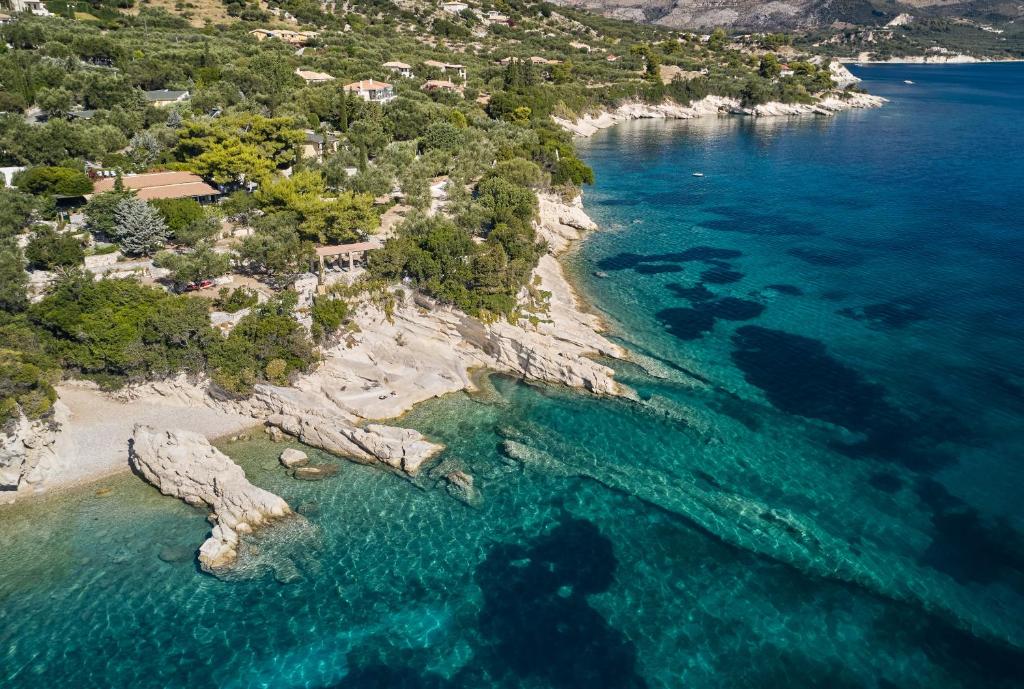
[0,187,36,240]
[237,218,315,278]
[151,198,219,246]
[84,190,134,239]
[113,197,169,256]
[0,240,29,313]
[15,166,93,197]
[153,243,230,287]
[759,53,781,79]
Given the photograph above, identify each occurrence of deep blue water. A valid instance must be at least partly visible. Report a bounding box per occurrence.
[2,64,1023,688]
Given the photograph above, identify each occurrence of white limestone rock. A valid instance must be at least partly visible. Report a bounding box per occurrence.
[279,448,309,468]
[129,425,292,572]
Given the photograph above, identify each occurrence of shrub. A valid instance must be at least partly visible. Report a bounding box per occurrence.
[15,166,94,197]
[214,286,259,313]
[24,226,83,272]
[311,296,349,343]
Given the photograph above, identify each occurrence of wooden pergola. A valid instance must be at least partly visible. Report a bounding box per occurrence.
[315,240,383,278]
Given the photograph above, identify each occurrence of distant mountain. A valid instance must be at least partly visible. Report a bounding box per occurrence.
[549,0,1023,30]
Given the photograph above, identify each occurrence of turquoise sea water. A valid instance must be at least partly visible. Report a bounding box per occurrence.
[3,64,1024,688]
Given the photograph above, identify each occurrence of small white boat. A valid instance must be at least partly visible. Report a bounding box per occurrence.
[692,172,704,177]
[904,80,914,84]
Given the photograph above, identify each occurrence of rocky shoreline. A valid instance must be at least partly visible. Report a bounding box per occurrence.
[554,91,886,138]
[0,192,626,506]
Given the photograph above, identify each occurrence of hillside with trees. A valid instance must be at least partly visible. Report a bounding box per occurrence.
[0,0,868,421]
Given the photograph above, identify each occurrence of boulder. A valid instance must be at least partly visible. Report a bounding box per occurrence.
[279,448,309,468]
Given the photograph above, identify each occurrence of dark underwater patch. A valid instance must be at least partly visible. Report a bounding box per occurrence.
[666,282,715,302]
[634,263,683,274]
[595,247,741,272]
[710,297,765,321]
[838,298,929,330]
[766,284,803,296]
[729,326,957,471]
[700,267,744,284]
[867,472,903,494]
[787,247,866,268]
[656,307,717,340]
[730,326,892,432]
[914,478,1024,585]
[702,206,822,237]
[473,517,647,689]
[657,298,764,340]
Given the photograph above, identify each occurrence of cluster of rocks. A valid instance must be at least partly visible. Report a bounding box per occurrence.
[278,447,339,481]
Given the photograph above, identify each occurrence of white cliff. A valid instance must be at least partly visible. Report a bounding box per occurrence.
[129,425,292,572]
[0,409,64,503]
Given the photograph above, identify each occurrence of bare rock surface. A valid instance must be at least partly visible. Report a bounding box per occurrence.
[553,92,885,137]
[129,425,291,573]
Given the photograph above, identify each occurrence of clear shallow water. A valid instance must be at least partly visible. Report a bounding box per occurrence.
[3,64,1024,688]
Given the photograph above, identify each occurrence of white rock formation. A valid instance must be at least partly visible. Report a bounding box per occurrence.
[0,406,67,503]
[553,92,886,137]
[129,425,291,572]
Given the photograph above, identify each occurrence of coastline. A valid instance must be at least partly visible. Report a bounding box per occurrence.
[553,92,886,138]
[0,193,626,505]
[837,55,1024,64]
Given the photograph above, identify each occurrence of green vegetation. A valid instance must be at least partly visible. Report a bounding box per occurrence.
[25,226,86,271]
[0,0,881,406]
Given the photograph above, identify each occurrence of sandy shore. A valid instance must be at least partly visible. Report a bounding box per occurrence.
[45,384,257,493]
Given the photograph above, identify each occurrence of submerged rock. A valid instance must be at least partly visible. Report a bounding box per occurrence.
[279,448,309,469]
[129,424,292,574]
[445,470,482,507]
[292,464,339,481]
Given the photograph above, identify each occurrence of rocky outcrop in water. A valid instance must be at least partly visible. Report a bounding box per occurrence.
[129,425,292,573]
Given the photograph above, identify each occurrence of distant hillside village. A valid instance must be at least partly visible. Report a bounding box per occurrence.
[0,0,870,419]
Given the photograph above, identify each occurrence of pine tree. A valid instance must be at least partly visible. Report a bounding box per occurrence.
[339,92,349,132]
[114,197,168,257]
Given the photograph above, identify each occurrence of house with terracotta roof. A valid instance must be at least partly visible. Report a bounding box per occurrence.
[422,79,463,95]
[296,68,335,84]
[92,172,221,203]
[423,60,466,81]
[343,80,396,104]
[383,61,414,78]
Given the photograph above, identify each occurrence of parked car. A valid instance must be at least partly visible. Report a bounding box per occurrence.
[183,279,215,292]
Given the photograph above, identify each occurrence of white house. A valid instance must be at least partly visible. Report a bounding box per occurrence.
[383,61,414,78]
[6,0,51,16]
[343,80,397,104]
